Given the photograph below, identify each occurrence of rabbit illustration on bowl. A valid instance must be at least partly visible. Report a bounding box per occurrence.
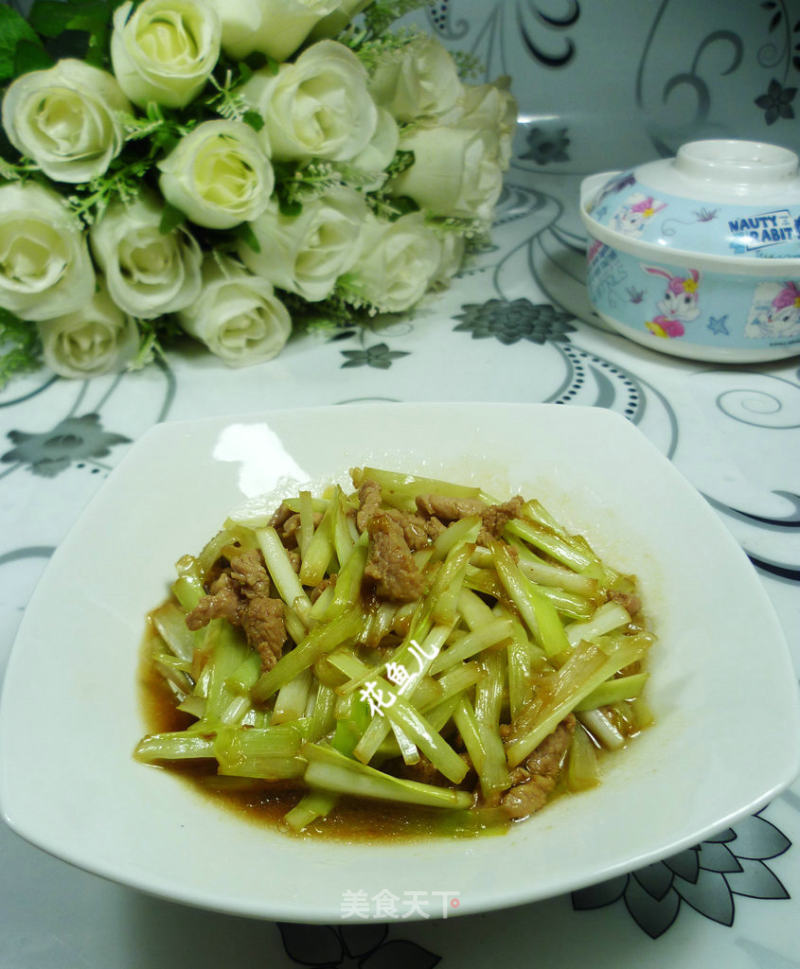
[642,266,700,339]
[611,193,667,236]
[745,281,800,340]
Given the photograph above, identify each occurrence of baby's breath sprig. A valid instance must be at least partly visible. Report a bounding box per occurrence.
[332,274,381,315]
[280,289,362,332]
[452,50,485,81]
[367,191,419,221]
[0,156,39,184]
[345,26,421,73]
[128,314,184,372]
[383,148,415,180]
[362,0,434,40]
[427,213,490,243]
[69,104,200,224]
[274,159,346,215]
[0,308,41,389]
[365,149,418,219]
[120,104,197,154]
[205,70,265,131]
[65,155,152,225]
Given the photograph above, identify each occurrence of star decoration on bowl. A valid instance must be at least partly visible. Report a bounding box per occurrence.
[708,315,730,335]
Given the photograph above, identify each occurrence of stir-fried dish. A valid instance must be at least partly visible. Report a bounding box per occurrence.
[136,468,655,835]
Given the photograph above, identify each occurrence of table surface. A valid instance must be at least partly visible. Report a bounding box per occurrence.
[2,2,800,965]
[1,169,798,968]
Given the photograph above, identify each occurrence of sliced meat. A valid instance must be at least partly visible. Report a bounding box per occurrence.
[479,496,525,543]
[393,751,474,787]
[185,571,240,629]
[240,596,286,671]
[395,513,431,551]
[415,493,525,546]
[280,510,323,548]
[608,589,641,616]
[309,574,337,603]
[364,512,425,602]
[269,501,293,529]
[425,517,447,541]
[415,493,487,521]
[393,755,442,786]
[356,479,432,550]
[524,715,576,775]
[229,548,272,599]
[500,773,556,818]
[356,479,383,533]
[499,715,576,820]
[185,548,287,671]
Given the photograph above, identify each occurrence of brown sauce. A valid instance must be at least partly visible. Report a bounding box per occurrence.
[138,622,510,841]
[137,610,647,842]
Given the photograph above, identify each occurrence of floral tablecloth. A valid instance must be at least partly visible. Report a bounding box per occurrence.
[2,1,800,967]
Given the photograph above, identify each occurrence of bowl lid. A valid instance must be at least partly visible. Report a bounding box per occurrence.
[583,140,800,261]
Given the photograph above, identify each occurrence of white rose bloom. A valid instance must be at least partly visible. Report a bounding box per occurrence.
[240,41,377,162]
[111,0,221,109]
[38,279,139,379]
[158,120,274,229]
[2,59,132,183]
[178,255,291,366]
[90,193,202,319]
[369,35,462,123]
[348,212,441,313]
[390,125,504,223]
[208,0,339,62]
[349,107,399,190]
[0,182,94,321]
[440,76,518,169]
[240,187,366,302]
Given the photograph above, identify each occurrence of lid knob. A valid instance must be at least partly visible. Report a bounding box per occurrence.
[675,139,799,186]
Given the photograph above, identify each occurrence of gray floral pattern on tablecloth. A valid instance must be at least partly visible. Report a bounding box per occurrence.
[340,343,411,370]
[1,413,130,478]
[453,298,576,344]
[572,812,791,938]
[278,922,440,968]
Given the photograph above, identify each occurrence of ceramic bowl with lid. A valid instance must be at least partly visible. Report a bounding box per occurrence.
[580,140,800,362]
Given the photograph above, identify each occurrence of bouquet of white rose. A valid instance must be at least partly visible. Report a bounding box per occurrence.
[0,0,516,384]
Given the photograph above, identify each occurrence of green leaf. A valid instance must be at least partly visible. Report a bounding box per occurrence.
[0,7,44,82]
[386,194,420,219]
[29,1,112,69]
[235,221,261,253]
[243,51,269,72]
[13,38,54,76]
[29,1,108,39]
[243,110,264,132]
[363,0,433,38]
[151,127,180,154]
[278,198,303,217]
[159,202,185,235]
[0,308,42,389]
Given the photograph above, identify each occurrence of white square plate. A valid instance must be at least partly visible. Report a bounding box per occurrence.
[1,403,798,922]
